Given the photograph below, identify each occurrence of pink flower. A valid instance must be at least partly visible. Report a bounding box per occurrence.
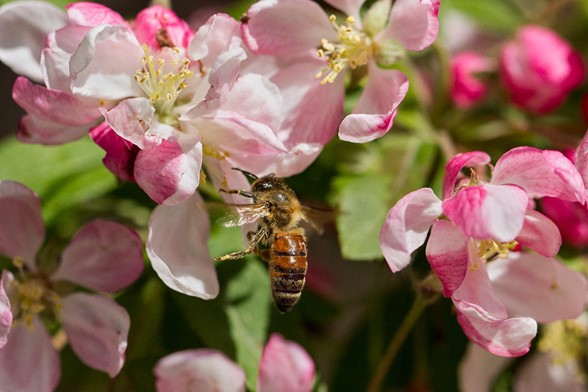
[154,334,315,392]
[450,52,493,108]
[0,181,144,391]
[379,147,588,356]
[242,0,440,143]
[500,25,585,114]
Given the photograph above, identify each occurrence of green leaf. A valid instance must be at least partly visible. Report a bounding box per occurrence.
[441,0,523,34]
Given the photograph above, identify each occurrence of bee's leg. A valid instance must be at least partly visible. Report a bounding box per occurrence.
[218,188,254,199]
[214,227,269,261]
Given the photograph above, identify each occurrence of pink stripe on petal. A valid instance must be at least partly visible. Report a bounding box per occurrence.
[0,181,44,268]
[61,293,130,377]
[425,220,469,297]
[380,188,442,272]
[258,334,315,392]
[442,151,490,200]
[516,210,561,257]
[52,219,144,292]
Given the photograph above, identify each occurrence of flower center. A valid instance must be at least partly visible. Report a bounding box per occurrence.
[134,44,194,123]
[316,15,373,84]
[475,239,518,263]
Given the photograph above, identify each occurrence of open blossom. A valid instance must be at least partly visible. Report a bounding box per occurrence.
[450,52,493,108]
[500,25,585,114]
[0,181,144,392]
[154,334,315,392]
[380,147,588,356]
[242,0,440,143]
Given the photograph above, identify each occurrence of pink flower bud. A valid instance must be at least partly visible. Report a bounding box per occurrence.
[450,52,493,108]
[133,5,193,49]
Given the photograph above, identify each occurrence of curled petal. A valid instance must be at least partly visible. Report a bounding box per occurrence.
[492,147,585,203]
[0,317,60,392]
[52,219,144,292]
[516,210,561,257]
[0,270,12,349]
[381,0,440,51]
[459,344,513,392]
[487,253,588,323]
[442,151,491,200]
[154,349,245,392]
[380,188,442,272]
[0,1,66,81]
[146,192,219,299]
[454,299,537,357]
[425,220,468,297]
[242,0,335,55]
[90,122,139,182]
[338,67,408,143]
[61,293,130,377]
[0,181,44,269]
[442,184,528,242]
[188,13,241,68]
[66,2,126,26]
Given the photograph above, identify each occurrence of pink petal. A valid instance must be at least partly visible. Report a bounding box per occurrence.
[0,1,66,81]
[61,292,130,377]
[487,253,588,323]
[66,2,126,26]
[16,114,90,145]
[12,76,100,126]
[450,52,493,108]
[540,197,588,248]
[442,151,491,200]
[134,5,193,49]
[188,13,241,69]
[515,352,585,392]
[90,122,139,182]
[0,270,13,349]
[134,137,202,205]
[492,147,586,203]
[52,219,144,292]
[381,0,440,51]
[0,317,60,392]
[454,300,537,357]
[154,349,246,392]
[516,210,561,257]
[242,0,335,55]
[458,344,513,392]
[339,67,408,143]
[574,130,588,193]
[257,334,315,392]
[425,220,469,297]
[70,25,144,99]
[146,193,219,299]
[0,181,44,269]
[379,188,442,272]
[442,184,528,242]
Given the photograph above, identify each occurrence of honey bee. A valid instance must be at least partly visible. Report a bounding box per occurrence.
[214,169,330,313]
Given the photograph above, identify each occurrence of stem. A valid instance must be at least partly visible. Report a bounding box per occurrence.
[366,294,429,392]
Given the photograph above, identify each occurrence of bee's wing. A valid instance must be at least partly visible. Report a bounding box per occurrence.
[300,205,336,235]
[218,203,270,227]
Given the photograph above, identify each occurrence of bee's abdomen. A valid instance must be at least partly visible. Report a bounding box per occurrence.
[270,232,307,313]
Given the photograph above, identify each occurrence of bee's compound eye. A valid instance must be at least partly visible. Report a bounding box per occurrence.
[253,179,274,191]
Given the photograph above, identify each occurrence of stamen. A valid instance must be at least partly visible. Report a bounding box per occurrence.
[203,144,230,160]
[475,239,518,262]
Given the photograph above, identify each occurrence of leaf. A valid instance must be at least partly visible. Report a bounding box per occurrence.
[441,0,523,34]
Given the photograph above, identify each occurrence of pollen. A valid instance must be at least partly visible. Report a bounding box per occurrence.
[475,239,518,263]
[538,319,588,382]
[134,44,194,120]
[316,15,373,84]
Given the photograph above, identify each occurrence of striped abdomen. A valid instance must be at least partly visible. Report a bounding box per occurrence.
[269,231,307,313]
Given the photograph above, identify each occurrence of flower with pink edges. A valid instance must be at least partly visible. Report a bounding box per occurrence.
[0,181,144,392]
[379,147,588,356]
[242,0,440,143]
[500,25,585,114]
[450,52,493,108]
[154,333,315,392]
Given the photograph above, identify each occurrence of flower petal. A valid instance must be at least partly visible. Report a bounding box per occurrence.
[146,192,219,299]
[323,0,363,22]
[66,2,126,26]
[514,352,585,392]
[516,210,561,257]
[487,253,588,323]
[0,181,44,268]
[0,317,60,392]
[338,67,408,143]
[70,25,144,99]
[381,0,440,51]
[574,130,588,195]
[61,292,130,377]
[492,147,585,203]
[425,220,469,297]
[16,114,90,145]
[442,151,491,200]
[258,334,315,392]
[188,12,241,69]
[458,344,513,392]
[379,188,442,272]
[442,184,528,242]
[242,0,335,55]
[90,122,139,182]
[0,1,66,81]
[154,349,246,392]
[0,270,13,349]
[52,219,144,292]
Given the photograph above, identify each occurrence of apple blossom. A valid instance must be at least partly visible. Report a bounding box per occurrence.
[379,147,588,356]
[450,52,493,108]
[500,25,585,114]
[242,0,440,143]
[0,181,144,391]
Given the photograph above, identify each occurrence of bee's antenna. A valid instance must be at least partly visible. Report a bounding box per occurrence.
[231,167,258,181]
